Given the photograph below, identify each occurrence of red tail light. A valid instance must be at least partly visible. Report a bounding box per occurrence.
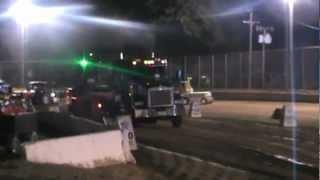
[97,103,103,109]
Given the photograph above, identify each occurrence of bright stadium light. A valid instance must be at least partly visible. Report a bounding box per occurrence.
[4,0,64,27]
[0,0,91,85]
[2,0,92,28]
[283,0,296,6]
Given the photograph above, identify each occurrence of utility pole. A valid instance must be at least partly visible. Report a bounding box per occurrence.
[184,56,187,80]
[243,12,260,89]
[198,56,201,90]
[262,29,266,88]
[318,19,320,108]
[20,27,27,86]
[288,0,295,96]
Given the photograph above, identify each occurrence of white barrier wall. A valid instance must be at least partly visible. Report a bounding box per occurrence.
[25,130,134,168]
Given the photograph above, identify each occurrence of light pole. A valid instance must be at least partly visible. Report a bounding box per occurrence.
[283,0,297,107]
[284,1,298,179]
[288,0,295,94]
[243,12,260,89]
[285,0,297,125]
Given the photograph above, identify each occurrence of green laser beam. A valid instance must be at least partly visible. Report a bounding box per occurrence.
[79,58,89,69]
[91,62,148,77]
[21,58,152,78]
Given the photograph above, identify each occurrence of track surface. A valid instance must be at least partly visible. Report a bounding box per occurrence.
[201,101,318,127]
[136,101,318,179]
[0,100,317,180]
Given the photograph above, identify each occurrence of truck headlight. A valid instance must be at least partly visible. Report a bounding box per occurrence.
[50,92,56,98]
[97,103,103,109]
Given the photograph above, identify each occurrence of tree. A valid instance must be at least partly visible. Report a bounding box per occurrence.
[147,0,225,48]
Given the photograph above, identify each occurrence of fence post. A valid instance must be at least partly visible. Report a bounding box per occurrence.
[284,51,289,89]
[184,56,187,80]
[0,63,2,79]
[198,56,201,90]
[225,54,228,88]
[301,49,305,89]
[318,47,320,92]
[262,48,266,89]
[167,57,171,78]
[211,55,215,89]
[239,53,242,89]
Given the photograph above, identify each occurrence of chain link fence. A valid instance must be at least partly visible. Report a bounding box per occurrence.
[0,46,318,91]
[167,46,319,91]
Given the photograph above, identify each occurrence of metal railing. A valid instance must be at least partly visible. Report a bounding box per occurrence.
[0,46,318,91]
[167,46,319,90]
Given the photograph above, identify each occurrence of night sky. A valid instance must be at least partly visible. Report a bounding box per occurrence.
[0,0,318,60]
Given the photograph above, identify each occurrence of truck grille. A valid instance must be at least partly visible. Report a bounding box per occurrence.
[148,87,173,107]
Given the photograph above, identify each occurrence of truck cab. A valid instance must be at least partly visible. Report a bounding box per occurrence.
[115,58,185,128]
[68,84,124,126]
[27,81,57,105]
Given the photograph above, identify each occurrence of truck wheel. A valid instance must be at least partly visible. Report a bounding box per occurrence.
[183,97,190,105]
[176,104,186,118]
[130,114,139,127]
[148,118,158,124]
[102,115,113,127]
[200,98,208,105]
[43,95,50,105]
[7,136,22,155]
[171,116,182,128]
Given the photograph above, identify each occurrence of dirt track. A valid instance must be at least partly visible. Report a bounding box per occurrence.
[200,101,318,127]
[0,149,169,180]
[135,101,318,180]
[0,101,317,180]
[136,119,317,179]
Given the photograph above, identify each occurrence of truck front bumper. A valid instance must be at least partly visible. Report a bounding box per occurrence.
[204,96,214,104]
[133,106,177,119]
